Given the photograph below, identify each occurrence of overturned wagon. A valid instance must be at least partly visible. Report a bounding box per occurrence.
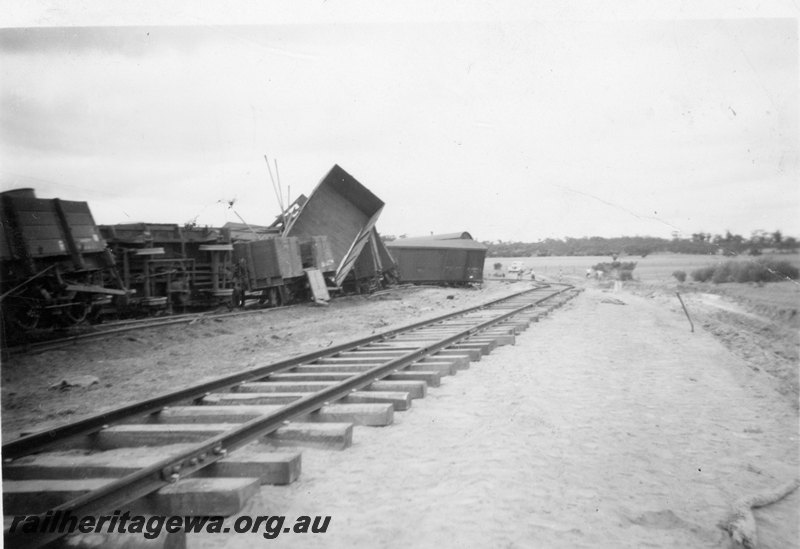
[99,223,235,312]
[1,189,126,334]
[386,232,487,285]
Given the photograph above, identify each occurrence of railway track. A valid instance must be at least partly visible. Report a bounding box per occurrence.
[3,283,579,548]
[4,304,293,356]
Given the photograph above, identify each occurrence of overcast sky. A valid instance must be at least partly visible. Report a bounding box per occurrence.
[1,1,798,241]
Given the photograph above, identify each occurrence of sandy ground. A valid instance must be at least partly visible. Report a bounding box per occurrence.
[630,280,800,410]
[190,285,798,549]
[2,279,798,548]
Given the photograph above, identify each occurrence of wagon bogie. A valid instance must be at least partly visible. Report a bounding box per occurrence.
[100,223,236,313]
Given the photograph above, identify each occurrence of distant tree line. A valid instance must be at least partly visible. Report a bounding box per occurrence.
[484,230,798,258]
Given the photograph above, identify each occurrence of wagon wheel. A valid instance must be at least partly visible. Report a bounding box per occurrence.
[231,289,244,309]
[277,286,290,306]
[64,300,91,325]
[8,303,41,331]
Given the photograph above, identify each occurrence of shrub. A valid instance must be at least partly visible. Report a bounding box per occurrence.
[690,259,799,284]
[672,270,687,282]
[691,266,715,282]
[711,264,733,284]
[591,261,637,273]
[592,261,636,281]
[493,262,502,271]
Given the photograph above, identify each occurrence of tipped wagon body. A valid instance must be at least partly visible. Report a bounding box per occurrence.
[283,165,385,288]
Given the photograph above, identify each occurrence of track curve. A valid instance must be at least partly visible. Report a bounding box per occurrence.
[3,283,579,548]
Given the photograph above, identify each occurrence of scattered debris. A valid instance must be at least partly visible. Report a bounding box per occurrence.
[600,298,626,305]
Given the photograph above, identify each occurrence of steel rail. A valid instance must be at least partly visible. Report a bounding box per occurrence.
[5,304,295,356]
[4,284,573,548]
[3,283,555,458]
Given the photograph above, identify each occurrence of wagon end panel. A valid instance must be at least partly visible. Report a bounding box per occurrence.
[465,249,487,283]
[234,238,301,290]
[2,194,67,258]
[57,200,107,255]
[276,237,304,279]
[299,235,336,273]
[235,240,272,289]
[374,230,397,272]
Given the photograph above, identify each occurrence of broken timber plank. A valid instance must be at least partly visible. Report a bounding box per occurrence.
[305,268,330,304]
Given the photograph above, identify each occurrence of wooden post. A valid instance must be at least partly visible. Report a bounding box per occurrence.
[675,292,694,333]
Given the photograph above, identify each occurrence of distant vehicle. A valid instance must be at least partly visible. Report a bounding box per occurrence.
[508,261,523,273]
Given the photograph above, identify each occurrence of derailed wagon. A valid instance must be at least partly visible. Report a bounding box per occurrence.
[2,164,395,341]
[280,164,391,292]
[385,232,487,285]
[99,223,236,312]
[233,237,303,306]
[227,217,337,306]
[1,189,127,335]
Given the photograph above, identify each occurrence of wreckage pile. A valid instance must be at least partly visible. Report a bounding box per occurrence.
[1,165,487,341]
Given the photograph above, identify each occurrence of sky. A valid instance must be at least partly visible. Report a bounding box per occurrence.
[1,1,798,242]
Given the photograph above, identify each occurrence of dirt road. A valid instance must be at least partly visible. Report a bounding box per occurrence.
[199,286,798,549]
